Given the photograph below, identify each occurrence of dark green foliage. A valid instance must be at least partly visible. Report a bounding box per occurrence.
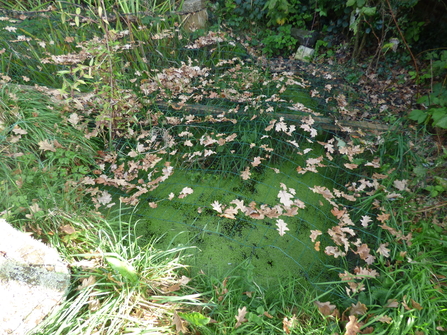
[410,83,447,129]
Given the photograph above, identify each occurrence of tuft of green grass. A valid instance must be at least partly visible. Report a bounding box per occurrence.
[32,214,204,335]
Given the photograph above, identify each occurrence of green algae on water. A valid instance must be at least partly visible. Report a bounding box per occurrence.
[126,148,338,288]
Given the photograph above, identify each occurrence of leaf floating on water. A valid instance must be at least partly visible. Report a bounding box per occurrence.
[276,219,289,236]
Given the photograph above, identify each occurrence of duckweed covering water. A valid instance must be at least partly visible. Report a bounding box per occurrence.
[113,142,340,287]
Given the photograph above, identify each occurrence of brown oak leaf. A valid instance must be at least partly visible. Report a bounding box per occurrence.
[345,315,360,335]
[234,306,247,328]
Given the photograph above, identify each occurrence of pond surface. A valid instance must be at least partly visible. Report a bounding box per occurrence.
[119,152,339,288]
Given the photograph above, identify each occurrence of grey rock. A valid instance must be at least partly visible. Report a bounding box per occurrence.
[0,219,70,335]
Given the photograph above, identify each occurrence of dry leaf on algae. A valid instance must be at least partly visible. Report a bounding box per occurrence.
[211,200,222,213]
[276,219,289,236]
[278,190,294,207]
[240,166,251,180]
[178,187,193,199]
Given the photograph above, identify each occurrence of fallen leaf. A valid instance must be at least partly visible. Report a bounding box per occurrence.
[345,315,360,335]
[376,243,390,258]
[309,229,322,242]
[12,125,27,135]
[344,163,358,170]
[221,206,238,219]
[364,158,380,168]
[166,283,181,292]
[385,299,399,308]
[240,166,251,180]
[350,301,367,315]
[360,215,372,228]
[372,173,387,179]
[97,190,113,206]
[378,315,392,323]
[282,315,297,334]
[60,224,76,234]
[234,306,247,328]
[314,301,337,316]
[411,298,423,310]
[211,200,222,213]
[178,186,193,198]
[393,179,409,191]
[38,139,56,152]
[180,275,190,285]
[278,190,294,207]
[276,219,289,236]
[78,275,96,290]
[251,156,263,167]
[173,310,187,334]
[230,199,245,212]
[331,207,346,219]
[377,213,390,223]
[68,112,81,126]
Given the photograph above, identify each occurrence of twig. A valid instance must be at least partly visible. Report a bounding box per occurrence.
[414,201,447,213]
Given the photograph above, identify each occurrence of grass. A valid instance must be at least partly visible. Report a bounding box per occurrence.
[0,1,446,334]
